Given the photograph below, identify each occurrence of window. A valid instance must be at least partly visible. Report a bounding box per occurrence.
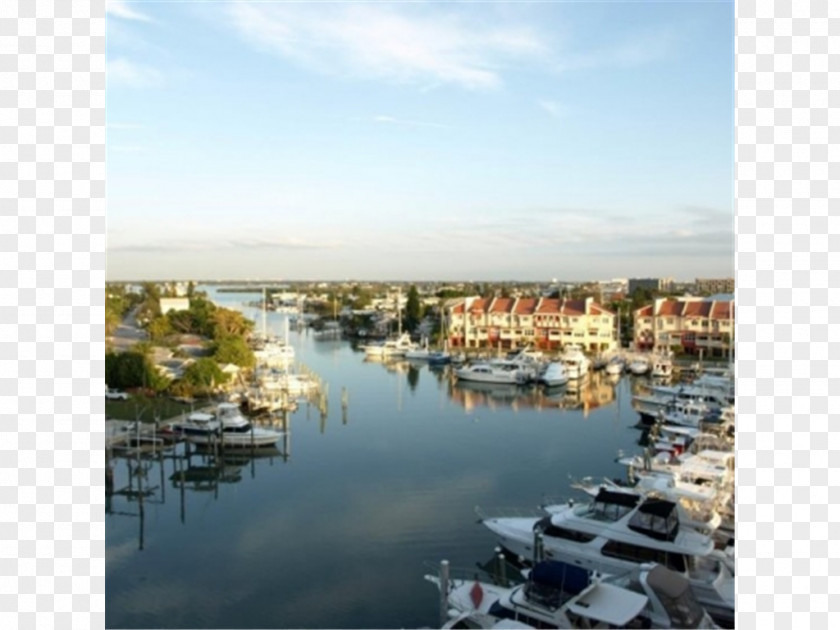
[600,540,686,573]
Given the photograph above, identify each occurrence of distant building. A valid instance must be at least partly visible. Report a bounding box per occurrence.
[633,296,734,357]
[628,278,673,295]
[159,297,190,315]
[448,296,617,353]
[695,278,735,295]
[597,278,628,303]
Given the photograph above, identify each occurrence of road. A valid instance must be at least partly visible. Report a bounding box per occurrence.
[108,304,149,351]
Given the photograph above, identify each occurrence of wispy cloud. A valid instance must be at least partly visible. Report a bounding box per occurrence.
[226,3,546,90]
[554,29,677,73]
[108,235,341,254]
[537,99,564,118]
[371,115,450,129]
[107,57,163,88]
[106,0,152,23]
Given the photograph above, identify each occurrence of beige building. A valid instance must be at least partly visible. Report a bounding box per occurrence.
[159,297,190,315]
[448,296,617,353]
[633,297,734,357]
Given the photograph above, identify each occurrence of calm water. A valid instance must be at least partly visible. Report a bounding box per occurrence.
[105,288,651,629]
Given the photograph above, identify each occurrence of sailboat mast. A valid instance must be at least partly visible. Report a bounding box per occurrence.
[397,287,402,336]
[262,287,268,339]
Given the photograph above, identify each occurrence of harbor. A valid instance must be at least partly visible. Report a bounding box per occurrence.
[105,285,734,629]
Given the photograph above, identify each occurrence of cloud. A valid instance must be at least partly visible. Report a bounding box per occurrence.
[107,57,163,88]
[371,115,450,129]
[537,100,563,118]
[107,235,341,254]
[226,3,546,90]
[106,0,152,23]
[554,29,677,73]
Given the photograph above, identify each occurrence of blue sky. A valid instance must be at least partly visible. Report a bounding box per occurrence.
[106,0,734,282]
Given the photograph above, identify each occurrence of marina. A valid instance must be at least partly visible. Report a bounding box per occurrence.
[105,286,734,629]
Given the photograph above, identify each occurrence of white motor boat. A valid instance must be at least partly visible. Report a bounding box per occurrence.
[481,489,735,625]
[454,363,527,385]
[650,355,673,379]
[362,332,417,358]
[170,404,284,448]
[425,559,650,630]
[628,359,650,375]
[604,358,624,376]
[558,345,590,380]
[538,361,569,387]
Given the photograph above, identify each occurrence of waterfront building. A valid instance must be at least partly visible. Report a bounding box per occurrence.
[447,296,617,353]
[633,296,734,357]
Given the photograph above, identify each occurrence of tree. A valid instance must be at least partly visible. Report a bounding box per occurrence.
[211,308,253,340]
[212,335,255,368]
[147,316,173,342]
[181,358,229,394]
[404,285,421,333]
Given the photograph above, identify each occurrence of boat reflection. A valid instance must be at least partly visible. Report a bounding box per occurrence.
[448,371,619,415]
[106,417,292,552]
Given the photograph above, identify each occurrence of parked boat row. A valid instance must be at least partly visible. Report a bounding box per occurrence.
[425,363,735,629]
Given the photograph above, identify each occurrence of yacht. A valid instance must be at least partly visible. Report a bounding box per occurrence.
[627,358,650,375]
[425,559,650,630]
[169,403,284,448]
[362,332,417,358]
[649,355,673,379]
[253,338,295,368]
[538,361,569,387]
[558,345,591,380]
[454,362,527,385]
[481,489,734,625]
[604,357,624,376]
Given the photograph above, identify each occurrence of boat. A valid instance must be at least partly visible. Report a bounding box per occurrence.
[558,345,590,380]
[362,332,417,358]
[604,357,624,376]
[627,358,650,375]
[425,559,650,630]
[650,354,673,379]
[454,362,528,385]
[481,488,735,625]
[169,404,285,448]
[427,351,452,366]
[313,320,342,340]
[538,361,569,387]
[405,338,434,360]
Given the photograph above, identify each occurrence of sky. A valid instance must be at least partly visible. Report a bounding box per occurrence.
[106,0,735,283]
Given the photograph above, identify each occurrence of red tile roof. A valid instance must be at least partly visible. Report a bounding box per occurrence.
[490,298,514,313]
[635,305,654,317]
[514,298,537,314]
[711,301,734,319]
[657,300,683,316]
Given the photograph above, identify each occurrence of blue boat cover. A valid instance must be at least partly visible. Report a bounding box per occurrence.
[530,561,589,595]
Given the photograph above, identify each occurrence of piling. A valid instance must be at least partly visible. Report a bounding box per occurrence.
[495,548,506,586]
[439,560,450,627]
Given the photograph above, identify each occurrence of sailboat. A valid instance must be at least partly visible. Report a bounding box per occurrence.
[252,288,295,368]
[314,295,342,340]
[362,288,417,358]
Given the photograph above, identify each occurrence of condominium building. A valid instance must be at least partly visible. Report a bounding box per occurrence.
[633,297,734,357]
[694,278,735,295]
[448,296,617,353]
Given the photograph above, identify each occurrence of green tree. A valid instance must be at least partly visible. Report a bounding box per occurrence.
[147,316,173,343]
[404,285,421,333]
[212,335,255,368]
[182,358,229,394]
[211,308,253,340]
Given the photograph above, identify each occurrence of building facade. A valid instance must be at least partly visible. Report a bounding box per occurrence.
[448,296,617,353]
[633,297,734,357]
[694,278,735,295]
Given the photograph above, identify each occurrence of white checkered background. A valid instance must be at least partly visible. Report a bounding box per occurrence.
[735,0,837,628]
[0,0,835,628]
[2,0,105,628]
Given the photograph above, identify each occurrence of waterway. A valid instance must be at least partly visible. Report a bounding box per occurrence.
[105,287,653,629]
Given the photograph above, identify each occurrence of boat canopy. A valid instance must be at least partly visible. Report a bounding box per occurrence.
[530,561,590,595]
[628,498,679,541]
[588,488,641,521]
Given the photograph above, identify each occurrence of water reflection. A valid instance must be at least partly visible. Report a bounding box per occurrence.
[447,371,620,415]
[106,420,292,552]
